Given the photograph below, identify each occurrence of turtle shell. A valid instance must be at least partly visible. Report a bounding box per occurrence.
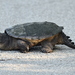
[5,21,63,39]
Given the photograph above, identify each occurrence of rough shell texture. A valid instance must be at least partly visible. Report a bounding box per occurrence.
[5,21,63,39]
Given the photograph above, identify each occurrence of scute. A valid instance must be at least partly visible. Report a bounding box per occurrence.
[5,21,63,39]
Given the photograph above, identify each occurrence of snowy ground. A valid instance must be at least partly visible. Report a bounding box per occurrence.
[0,0,75,75]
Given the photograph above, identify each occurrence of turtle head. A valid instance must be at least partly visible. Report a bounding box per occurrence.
[0,33,5,49]
[0,33,8,44]
[0,33,4,43]
[0,33,9,49]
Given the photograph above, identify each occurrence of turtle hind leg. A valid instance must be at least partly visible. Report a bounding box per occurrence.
[17,40,29,53]
[41,41,53,53]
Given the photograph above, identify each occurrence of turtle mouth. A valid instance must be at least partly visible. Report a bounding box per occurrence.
[63,33,75,49]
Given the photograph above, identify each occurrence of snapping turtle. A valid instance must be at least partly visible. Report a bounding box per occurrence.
[0,21,75,53]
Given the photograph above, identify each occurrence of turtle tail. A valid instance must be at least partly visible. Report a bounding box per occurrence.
[62,32,75,49]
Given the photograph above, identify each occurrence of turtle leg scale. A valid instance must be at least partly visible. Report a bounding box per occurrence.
[17,40,29,53]
[41,41,53,53]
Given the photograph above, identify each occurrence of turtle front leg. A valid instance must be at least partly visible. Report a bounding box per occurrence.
[41,41,53,53]
[17,40,29,53]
